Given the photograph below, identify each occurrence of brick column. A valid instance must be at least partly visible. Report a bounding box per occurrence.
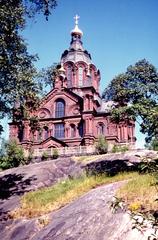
[75,123,79,138]
[124,126,128,142]
[85,118,89,134]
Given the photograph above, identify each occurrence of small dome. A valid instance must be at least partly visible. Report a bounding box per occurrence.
[71,24,83,37]
[58,64,65,73]
[71,14,83,37]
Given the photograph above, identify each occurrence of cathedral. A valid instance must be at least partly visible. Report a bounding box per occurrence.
[9,16,135,154]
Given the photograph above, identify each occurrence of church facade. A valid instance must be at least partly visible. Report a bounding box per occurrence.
[9,16,136,152]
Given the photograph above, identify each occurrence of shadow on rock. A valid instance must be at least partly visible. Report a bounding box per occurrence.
[0,173,37,200]
[85,159,139,176]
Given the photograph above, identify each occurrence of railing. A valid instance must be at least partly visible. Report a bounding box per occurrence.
[32,145,96,157]
[23,142,136,158]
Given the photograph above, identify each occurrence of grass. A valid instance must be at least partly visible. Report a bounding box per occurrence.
[117,174,158,212]
[10,172,138,219]
[73,154,107,163]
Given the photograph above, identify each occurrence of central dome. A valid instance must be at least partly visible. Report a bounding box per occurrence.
[61,48,92,65]
[61,15,92,65]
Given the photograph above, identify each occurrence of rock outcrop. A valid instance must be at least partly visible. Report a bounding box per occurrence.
[0,157,82,221]
[1,181,152,240]
[0,150,157,240]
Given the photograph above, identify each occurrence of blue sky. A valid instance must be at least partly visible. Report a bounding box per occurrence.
[2,0,158,147]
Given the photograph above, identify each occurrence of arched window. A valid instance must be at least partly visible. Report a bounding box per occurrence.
[78,120,84,137]
[97,123,105,136]
[90,69,93,81]
[54,123,65,139]
[18,125,24,142]
[70,124,76,138]
[87,95,90,109]
[78,66,83,86]
[55,99,65,118]
[67,65,72,87]
[44,126,49,140]
[37,130,42,142]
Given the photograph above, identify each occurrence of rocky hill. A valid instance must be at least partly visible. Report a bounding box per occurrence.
[0,150,157,240]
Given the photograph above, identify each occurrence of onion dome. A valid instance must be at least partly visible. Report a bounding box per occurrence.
[58,64,66,78]
[71,15,83,37]
[61,15,92,65]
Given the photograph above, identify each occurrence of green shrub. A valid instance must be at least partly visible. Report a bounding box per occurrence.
[52,148,59,159]
[145,138,158,151]
[41,151,48,161]
[0,139,25,169]
[112,144,129,153]
[0,138,6,156]
[138,157,158,178]
[95,135,108,154]
[26,148,34,164]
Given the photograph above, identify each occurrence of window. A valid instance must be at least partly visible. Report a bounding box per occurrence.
[37,130,42,141]
[70,124,76,138]
[44,127,49,140]
[18,125,24,142]
[78,66,83,86]
[67,66,72,87]
[54,123,65,138]
[55,99,65,118]
[97,123,104,135]
[90,69,93,81]
[87,96,90,109]
[78,121,84,137]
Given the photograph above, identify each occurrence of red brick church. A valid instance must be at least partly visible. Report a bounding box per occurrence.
[9,16,135,153]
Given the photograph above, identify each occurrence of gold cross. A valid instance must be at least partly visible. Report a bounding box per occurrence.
[74,14,80,25]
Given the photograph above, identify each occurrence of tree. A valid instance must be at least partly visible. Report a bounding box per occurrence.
[0,139,25,169]
[24,0,57,20]
[95,135,108,154]
[0,0,57,135]
[145,137,158,151]
[102,59,158,143]
[38,63,60,95]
